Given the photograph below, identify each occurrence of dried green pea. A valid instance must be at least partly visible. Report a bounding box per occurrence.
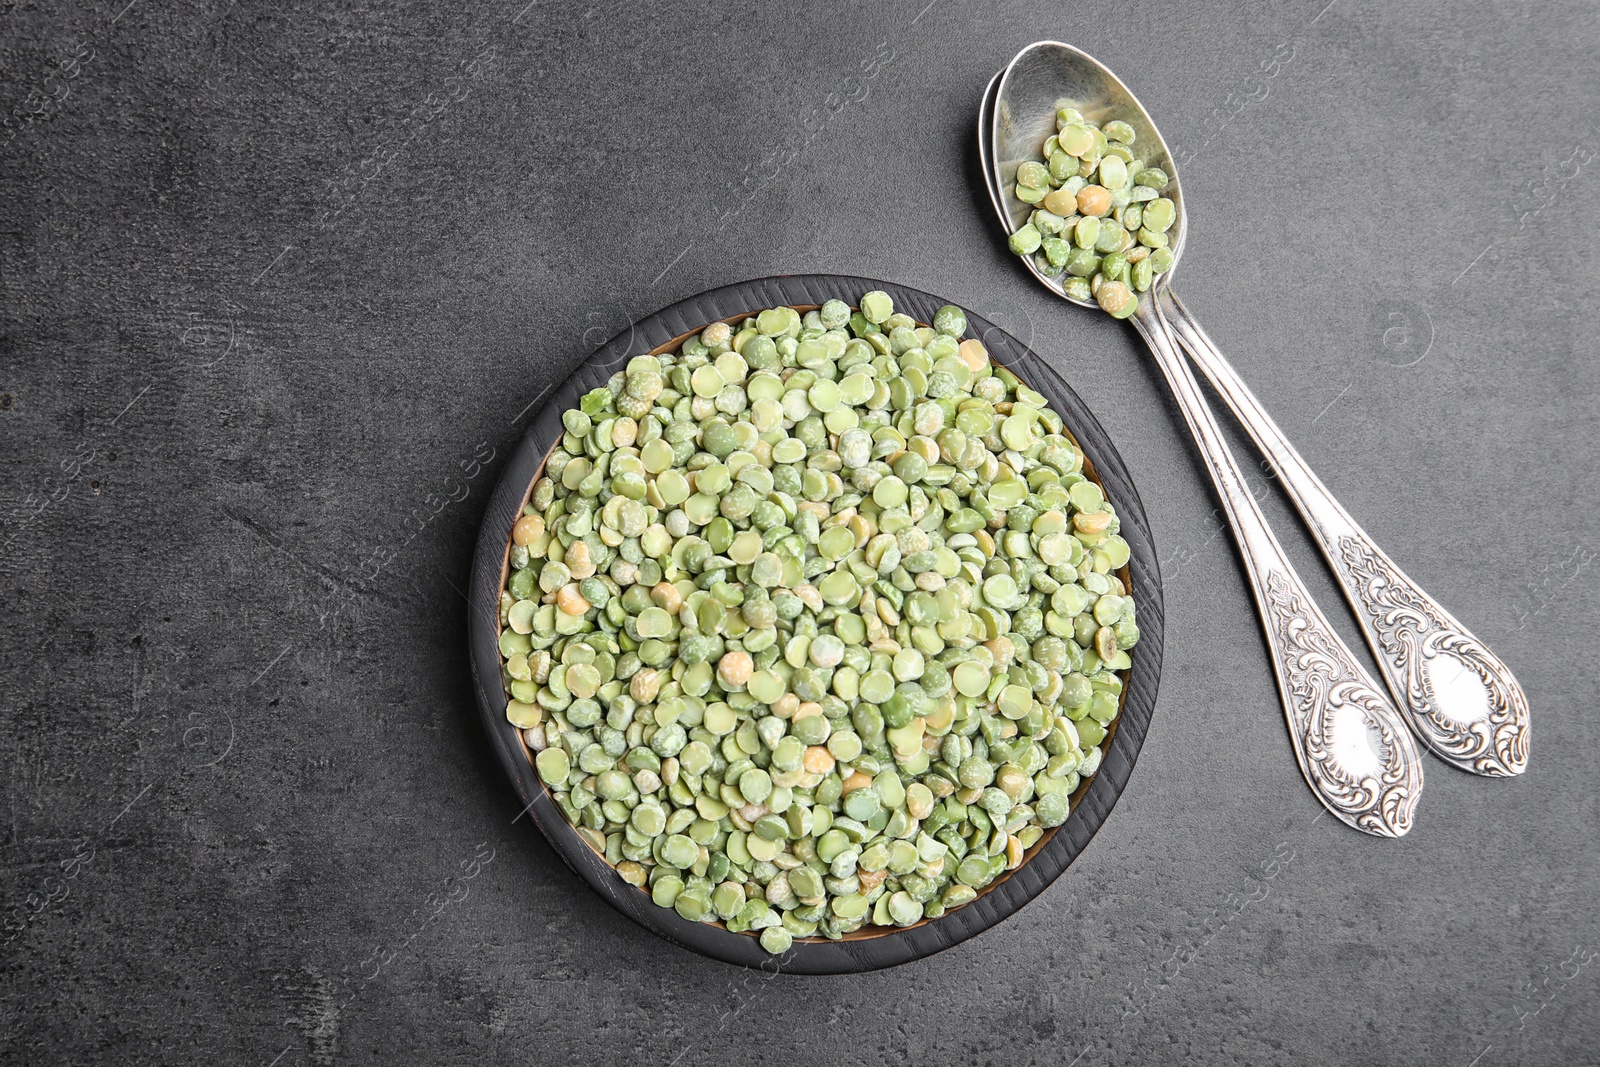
[1071,216,1100,250]
[1096,281,1138,320]
[1142,197,1176,233]
[1008,224,1043,256]
[1031,209,1067,236]
[1131,257,1154,292]
[1097,156,1128,190]
[1057,123,1095,156]
[1102,120,1135,144]
[1094,222,1127,254]
[1042,236,1071,269]
[1066,248,1101,278]
[1014,182,1047,205]
[1017,160,1051,189]
[1137,227,1169,249]
[1134,166,1168,189]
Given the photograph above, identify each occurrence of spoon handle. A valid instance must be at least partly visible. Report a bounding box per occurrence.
[1130,302,1423,836]
[1158,289,1529,777]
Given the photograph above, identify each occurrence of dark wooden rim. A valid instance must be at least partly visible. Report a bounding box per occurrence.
[468,274,1164,974]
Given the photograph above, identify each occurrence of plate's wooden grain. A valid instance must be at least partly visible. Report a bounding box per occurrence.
[468,274,1164,974]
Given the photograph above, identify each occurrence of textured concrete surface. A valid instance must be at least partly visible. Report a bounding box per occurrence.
[3,0,1597,1063]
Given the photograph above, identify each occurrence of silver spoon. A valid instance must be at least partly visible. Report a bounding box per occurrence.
[980,44,1529,780]
[980,52,1424,836]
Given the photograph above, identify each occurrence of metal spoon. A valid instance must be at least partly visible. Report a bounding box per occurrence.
[980,43,1529,780]
[979,51,1424,836]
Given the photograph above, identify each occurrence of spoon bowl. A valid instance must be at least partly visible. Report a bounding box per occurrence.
[990,41,1186,308]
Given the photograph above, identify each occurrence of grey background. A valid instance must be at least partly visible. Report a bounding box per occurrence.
[2,0,1596,1063]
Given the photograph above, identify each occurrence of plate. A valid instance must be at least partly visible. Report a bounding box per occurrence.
[468,274,1164,973]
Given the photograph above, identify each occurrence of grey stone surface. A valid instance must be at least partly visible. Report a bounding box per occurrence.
[2,0,1596,1062]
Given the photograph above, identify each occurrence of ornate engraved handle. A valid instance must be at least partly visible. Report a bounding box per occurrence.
[1132,301,1423,835]
[1323,533,1528,776]
[1159,290,1529,777]
[1258,569,1423,836]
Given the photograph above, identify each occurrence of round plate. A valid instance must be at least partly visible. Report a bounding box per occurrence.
[468,274,1164,973]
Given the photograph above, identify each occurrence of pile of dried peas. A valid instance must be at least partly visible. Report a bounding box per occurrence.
[499,291,1138,953]
[1007,111,1176,319]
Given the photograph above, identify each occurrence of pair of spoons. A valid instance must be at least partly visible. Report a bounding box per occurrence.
[978,42,1529,837]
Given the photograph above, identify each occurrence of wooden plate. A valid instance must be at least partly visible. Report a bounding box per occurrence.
[468,274,1164,973]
